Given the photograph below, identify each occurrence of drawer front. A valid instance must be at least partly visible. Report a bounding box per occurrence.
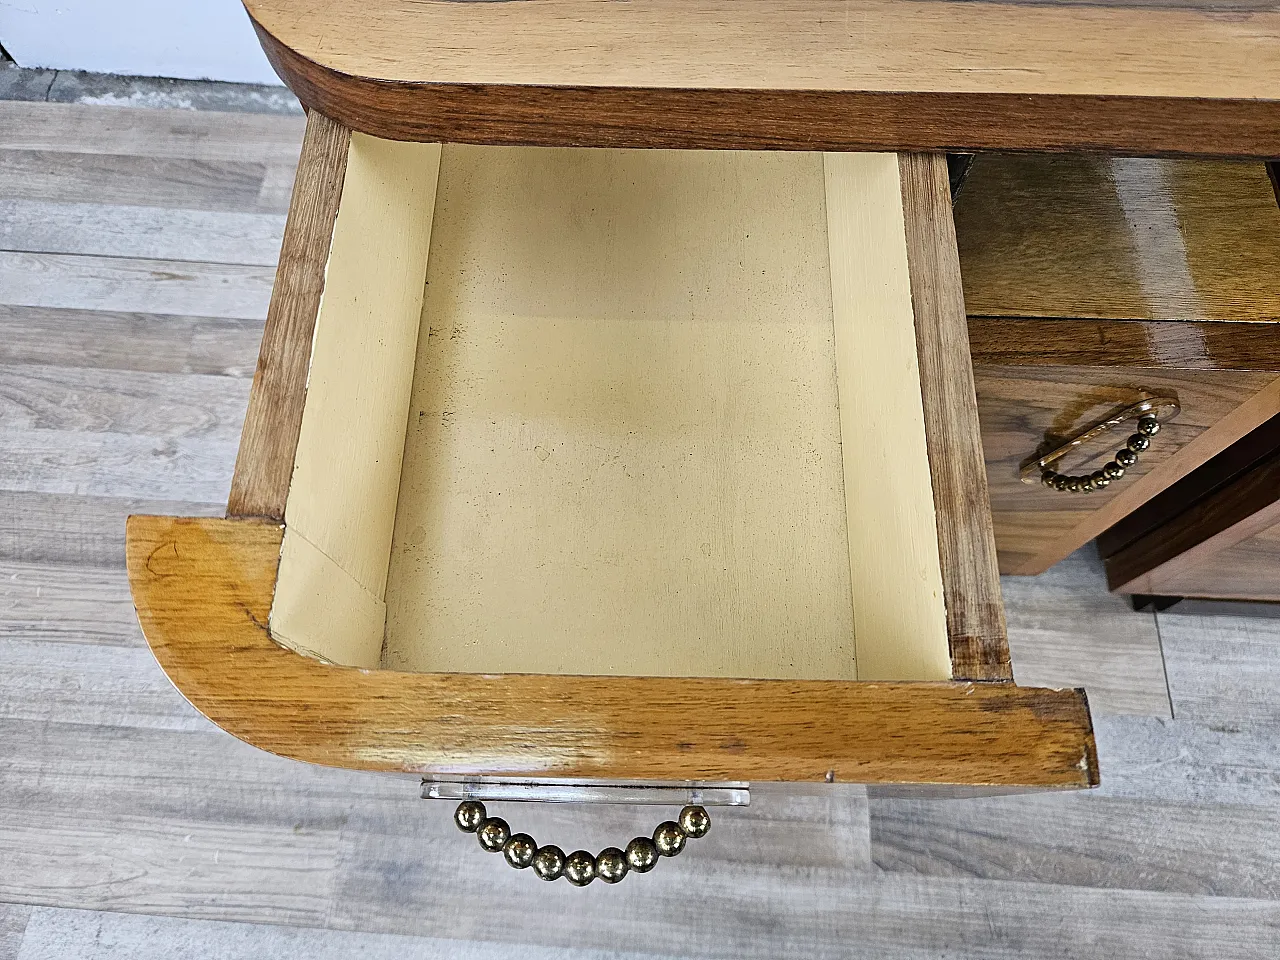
[974,361,1278,574]
[957,154,1280,574]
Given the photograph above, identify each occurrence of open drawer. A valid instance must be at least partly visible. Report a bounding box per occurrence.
[126,115,1096,798]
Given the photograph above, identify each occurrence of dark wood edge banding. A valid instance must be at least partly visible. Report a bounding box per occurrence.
[1099,412,1280,558]
[226,110,350,519]
[899,154,1012,683]
[126,515,1097,787]
[1103,419,1280,592]
[969,318,1280,371]
[251,16,1280,158]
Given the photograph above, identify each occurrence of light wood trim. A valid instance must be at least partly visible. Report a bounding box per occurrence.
[1016,376,1280,575]
[244,0,1280,156]
[824,153,949,682]
[899,154,1010,682]
[227,111,349,519]
[126,514,1098,787]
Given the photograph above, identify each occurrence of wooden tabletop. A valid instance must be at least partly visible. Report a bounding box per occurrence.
[245,0,1280,156]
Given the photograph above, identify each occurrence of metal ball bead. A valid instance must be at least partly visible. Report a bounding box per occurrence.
[1090,470,1109,489]
[625,836,660,873]
[476,817,510,853]
[502,833,536,869]
[678,805,711,839]
[653,821,686,857]
[531,844,566,881]
[454,800,487,833]
[1054,475,1070,491]
[1104,461,1125,480]
[1041,471,1057,487]
[1138,417,1160,437]
[564,850,597,886]
[1066,477,1082,493]
[1127,433,1151,452]
[1080,476,1095,492]
[1116,448,1138,467]
[595,847,629,884]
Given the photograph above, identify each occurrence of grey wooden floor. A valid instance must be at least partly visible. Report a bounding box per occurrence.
[1,99,1278,960]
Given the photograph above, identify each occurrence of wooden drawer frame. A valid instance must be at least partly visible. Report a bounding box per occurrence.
[127,112,1097,789]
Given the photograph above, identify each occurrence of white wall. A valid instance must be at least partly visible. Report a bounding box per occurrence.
[0,0,283,85]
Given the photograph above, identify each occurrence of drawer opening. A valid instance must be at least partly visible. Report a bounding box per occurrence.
[267,134,954,683]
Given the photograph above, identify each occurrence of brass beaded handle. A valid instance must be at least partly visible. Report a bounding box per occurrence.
[1040,414,1160,493]
[1018,395,1180,494]
[453,800,710,886]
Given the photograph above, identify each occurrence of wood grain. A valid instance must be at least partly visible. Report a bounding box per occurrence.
[327,859,1280,958]
[977,367,1280,574]
[899,153,1010,682]
[0,430,239,504]
[1001,547,1170,719]
[0,150,286,214]
[1098,413,1280,556]
[126,514,1097,787]
[0,810,338,924]
[1160,613,1280,726]
[277,134,439,666]
[0,101,304,163]
[1019,375,1280,575]
[0,199,286,265]
[968,318,1280,372]
[0,304,264,377]
[869,792,1280,899]
[0,251,274,321]
[955,157,1280,323]
[227,111,349,520]
[1106,452,1280,598]
[0,560,144,648]
[246,0,1280,156]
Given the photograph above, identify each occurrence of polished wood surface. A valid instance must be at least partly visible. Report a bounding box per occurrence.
[976,367,1280,574]
[226,111,348,520]
[1108,455,1280,600]
[1099,413,1280,556]
[958,155,1280,575]
[900,154,1010,682]
[245,0,1280,156]
[956,157,1280,323]
[125,514,1097,787]
[969,318,1280,372]
[1104,415,1280,600]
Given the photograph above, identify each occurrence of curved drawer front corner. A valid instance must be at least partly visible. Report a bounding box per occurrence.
[126,514,1097,787]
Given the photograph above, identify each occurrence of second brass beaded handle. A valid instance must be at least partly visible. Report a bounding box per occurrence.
[454,800,710,886]
[1040,414,1160,494]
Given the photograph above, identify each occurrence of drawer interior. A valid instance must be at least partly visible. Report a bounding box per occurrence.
[267,134,954,683]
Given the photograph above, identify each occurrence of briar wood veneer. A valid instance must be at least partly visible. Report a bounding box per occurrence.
[126,113,1098,788]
